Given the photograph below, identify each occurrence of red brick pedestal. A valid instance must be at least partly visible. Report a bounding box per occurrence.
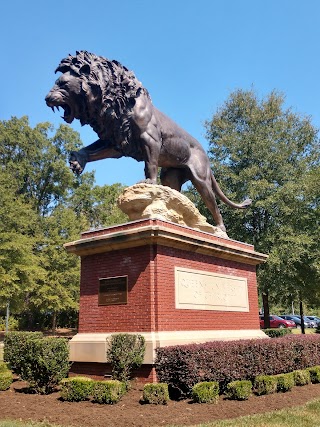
[65,219,267,382]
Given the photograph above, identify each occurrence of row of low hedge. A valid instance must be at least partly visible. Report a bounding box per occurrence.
[227,367,318,400]
[64,367,316,405]
[191,366,320,403]
[61,377,170,405]
[60,377,126,404]
[262,328,293,338]
[155,334,320,397]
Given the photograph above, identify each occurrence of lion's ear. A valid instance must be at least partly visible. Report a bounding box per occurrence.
[79,64,91,75]
[55,65,69,74]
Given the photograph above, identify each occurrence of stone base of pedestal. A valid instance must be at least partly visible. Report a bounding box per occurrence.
[70,329,268,364]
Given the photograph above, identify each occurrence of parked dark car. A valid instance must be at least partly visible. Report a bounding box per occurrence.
[280,315,313,328]
[259,315,296,329]
[306,316,320,326]
[293,315,318,328]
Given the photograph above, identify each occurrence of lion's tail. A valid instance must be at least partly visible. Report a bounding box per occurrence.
[211,173,252,209]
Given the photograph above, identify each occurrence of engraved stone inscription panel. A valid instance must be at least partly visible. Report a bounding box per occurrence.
[98,276,128,306]
[175,267,249,312]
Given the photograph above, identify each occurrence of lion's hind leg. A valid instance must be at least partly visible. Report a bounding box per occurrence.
[160,168,189,191]
[190,174,226,232]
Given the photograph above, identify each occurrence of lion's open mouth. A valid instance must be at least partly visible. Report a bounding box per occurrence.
[45,89,76,123]
[47,102,74,124]
[60,104,73,123]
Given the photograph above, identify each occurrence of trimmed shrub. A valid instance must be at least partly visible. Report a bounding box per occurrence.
[307,366,320,383]
[93,380,126,404]
[0,369,13,391]
[263,328,292,338]
[293,369,311,386]
[254,375,278,396]
[60,377,94,401]
[18,337,69,394]
[155,334,320,397]
[191,381,219,404]
[4,331,43,374]
[143,383,170,405]
[226,380,252,400]
[106,333,145,385]
[0,316,19,331]
[276,373,295,392]
[0,362,10,372]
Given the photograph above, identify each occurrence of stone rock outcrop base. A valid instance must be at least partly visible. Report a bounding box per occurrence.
[118,183,228,238]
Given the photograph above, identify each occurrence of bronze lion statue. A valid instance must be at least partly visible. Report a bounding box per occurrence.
[45,51,251,233]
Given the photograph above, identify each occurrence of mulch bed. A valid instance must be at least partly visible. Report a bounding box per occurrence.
[1,380,320,427]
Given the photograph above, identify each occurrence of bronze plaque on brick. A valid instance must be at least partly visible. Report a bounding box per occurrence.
[98,276,128,306]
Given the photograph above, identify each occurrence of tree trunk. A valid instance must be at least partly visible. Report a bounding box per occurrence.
[52,311,57,335]
[5,301,10,333]
[26,311,35,330]
[262,292,270,329]
[25,293,35,330]
[299,296,305,335]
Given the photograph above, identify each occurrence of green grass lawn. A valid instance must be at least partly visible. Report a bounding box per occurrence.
[171,397,320,427]
[291,327,315,335]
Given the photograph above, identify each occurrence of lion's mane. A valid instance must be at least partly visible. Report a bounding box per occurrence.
[55,51,150,151]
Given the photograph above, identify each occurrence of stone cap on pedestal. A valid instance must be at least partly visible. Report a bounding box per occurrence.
[65,219,268,266]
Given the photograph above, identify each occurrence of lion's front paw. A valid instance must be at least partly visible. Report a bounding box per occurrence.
[69,151,87,175]
[138,178,157,185]
[69,160,83,175]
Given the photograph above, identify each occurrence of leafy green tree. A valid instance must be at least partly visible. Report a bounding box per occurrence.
[0,117,85,328]
[0,170,44,314]
[68,174,127,228]
[92,184,128,227]
[0,116,82,215]
[196,89,320,323]
[31,206,86,332]
[0,116,128,330]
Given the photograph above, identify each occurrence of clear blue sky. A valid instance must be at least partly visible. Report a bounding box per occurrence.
[2,0,320,187]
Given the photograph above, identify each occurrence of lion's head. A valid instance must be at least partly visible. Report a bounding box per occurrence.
[45,51,149,139]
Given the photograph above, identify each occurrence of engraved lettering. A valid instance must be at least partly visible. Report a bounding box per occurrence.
[175,267,249,312]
